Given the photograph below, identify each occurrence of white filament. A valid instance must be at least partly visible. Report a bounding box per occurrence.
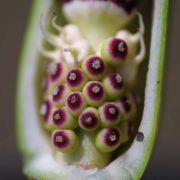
[51,16,62,32]
[134,12,146,64]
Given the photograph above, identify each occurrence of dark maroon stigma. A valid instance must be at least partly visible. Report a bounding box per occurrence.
[53,85,65,102]
[53,109,66,127]
[120,95,132,113]
[40,100,51,123]
[63,0,137,14]
[109,73,123,89]
[109,38,128,61]
[104,128,120,146]
[86,56,105,75]
[49,63,63,82]
[67,93,83,110]
[53,131,69,148]
[87,82,104,100]
[104,103,120,121]
[67,69,84,87]
[80,112,98,129]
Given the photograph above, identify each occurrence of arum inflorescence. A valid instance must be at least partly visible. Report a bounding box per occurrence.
[39,0,144,158]
[17,0,169,178]
[15,0,167,177]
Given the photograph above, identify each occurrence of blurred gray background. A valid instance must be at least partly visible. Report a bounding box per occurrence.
[0,1,180,179]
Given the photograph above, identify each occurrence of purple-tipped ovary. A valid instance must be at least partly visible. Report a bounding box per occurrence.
[53,109,66,127]
[103,73,124,100]
[109,73,123,89]
[66,92,86,116]
[49,63,62,81]
[83,56,106,80]
[109,38,128,61]
[53,85,65,102]
[95,127,121,152]
[83,81,106,107]
[48,62,67,84]
[52,130,79,152]
[52,131,70,149]
[52,84,70,107]
[101,38,128,65]
[104,128,120,147]
[67,69,86,90]
[67,93,83,110]
[120,95,132,113]
[79,107,100,131]
[40,99,51,123]
[87,82,104,100]
[104,103,120,121]
[52,107,77,129]
[99,102,121,127]
[117,93,137,121]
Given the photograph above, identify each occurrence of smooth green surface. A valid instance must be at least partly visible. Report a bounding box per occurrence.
[137,1,169,178]
[135,1,169,178]
[16,0,169,179]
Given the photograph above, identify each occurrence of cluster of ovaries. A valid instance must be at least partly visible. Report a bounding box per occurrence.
[40,15,145,153]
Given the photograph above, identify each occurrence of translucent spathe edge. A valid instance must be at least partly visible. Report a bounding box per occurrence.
[16,0,169,179]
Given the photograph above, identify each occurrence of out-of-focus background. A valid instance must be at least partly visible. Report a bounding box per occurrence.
[0,1,179,179]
